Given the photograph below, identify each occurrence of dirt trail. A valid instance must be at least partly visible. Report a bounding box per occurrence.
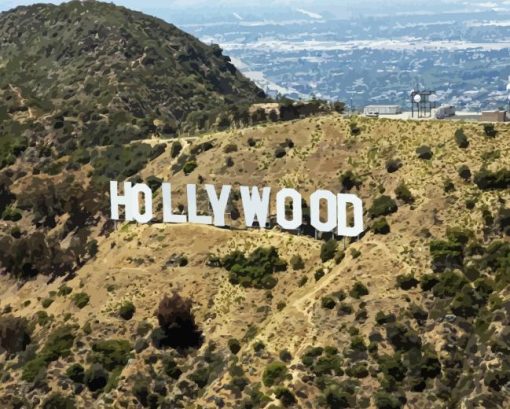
[8,83,34,119]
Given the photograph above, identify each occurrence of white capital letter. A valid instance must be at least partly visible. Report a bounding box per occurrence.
[110,181,132,221]
[337,194,364,237]
[130,183,153,224]
[206,184,231,227]
[240,186,271,228]
[276,188,302,230]
[162,183,187,223]
[310,190,337,232]
[187,184,213,225]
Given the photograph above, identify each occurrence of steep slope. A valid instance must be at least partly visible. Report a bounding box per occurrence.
[0,115,509,408]
[0,0,265,165]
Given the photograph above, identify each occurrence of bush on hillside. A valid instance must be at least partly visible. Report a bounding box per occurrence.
[290,254,305,270]
[474,169,510,190]
[119,301,136,320]
[369,196,398,218]
[262,361,287,387]
[483,124,497,138]
[350,282,369,299]
[373,217,390,235]
[386,159,402,173]
[0,315,31,354]
[222,246,287,289]
[42,393,75,409]
[454,128,469,148]
[154,292,203,349]
[416,145,433,160]
[320,239,338,262]
[340,171,362,191]
[395,183,414,204]
[458,165,471,181]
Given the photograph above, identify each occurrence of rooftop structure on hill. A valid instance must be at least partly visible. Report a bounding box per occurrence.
[363,105,402,116]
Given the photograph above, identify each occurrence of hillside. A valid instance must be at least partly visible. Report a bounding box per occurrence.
[0,0,266,167]
[0,112,510,408]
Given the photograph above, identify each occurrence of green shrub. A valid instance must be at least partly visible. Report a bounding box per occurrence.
[223,143,238,153]
[274,147,286,158]
[340,171,362,191]
[385,323,421,351]
[298,276,308,287]
[223,246,287,289]
[119,301,136,320]
[339,303,353,315]
[335,250,345,264]
[320,239,338,262]
[228,338,241,355]
[347,362,369,378]
[84,363,108,392]
[410,304,428,322]
[395,183,414,204]
[163,355,182,379]
[2,206,22,222]
[444,179,455,193]
[474,168,510,190]
[262,361,287,387]
[191,365,215,388]
[454,128,469,148]
[378,354,406,381]
[416,145,433,160]
[41,298,54,309]
[449,286,481,317]
[183,161,198,175]
[35,310,52,327]
[22,325,75,382]
[396,274,418,290]
[351,249,361,259]
[170,141,182,158]
[279,349,292,362]
[349,282,369,298]
[374,390,403,409]
[373,217,390,235]
[483,124,497,138]
[321,296,336,309]
[290,254,305,270]
[375,311,396,325]
[429,239,464,272]
[90,339,132,371]
[314,268,325,281]
[350,336,367,352]
[324,384,352,408]
[72,292,90,309]
[58,285,73,297]
[253,340,265,352]
[275,387,297,406]
[136,321,152,337]
[386,159,402,173]
[146,176,163,191]
[42,393,75,409]
[66,363,85,383]
[458,165,471,181]
[369,196,398,218]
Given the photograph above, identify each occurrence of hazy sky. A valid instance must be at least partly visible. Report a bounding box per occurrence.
[1,0,509,15]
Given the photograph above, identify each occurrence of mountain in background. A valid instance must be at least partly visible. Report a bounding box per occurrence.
[0,0,266,165]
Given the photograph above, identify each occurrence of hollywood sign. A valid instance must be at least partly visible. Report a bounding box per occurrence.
[110,181,364,237]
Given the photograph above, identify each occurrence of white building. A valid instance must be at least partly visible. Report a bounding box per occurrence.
[435,105,456,119]
[363,105,402,116]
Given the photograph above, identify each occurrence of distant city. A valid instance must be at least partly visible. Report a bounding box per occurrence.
[163,5,510,112]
